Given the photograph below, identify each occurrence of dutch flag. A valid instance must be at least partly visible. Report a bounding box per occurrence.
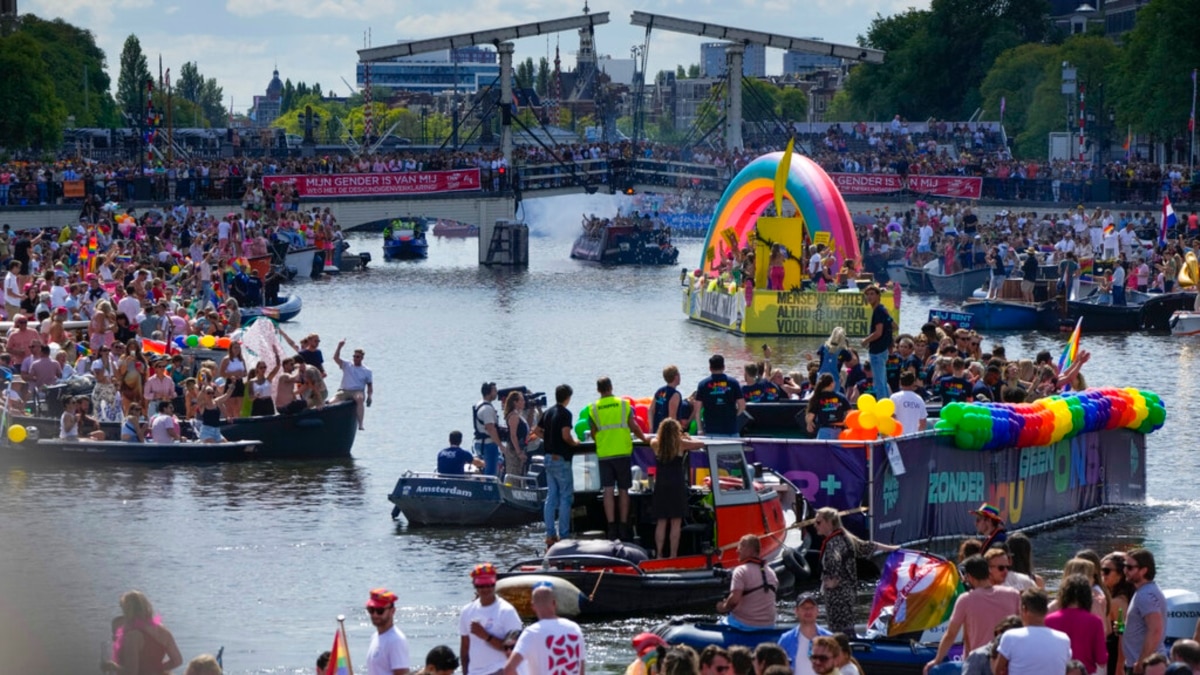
[1161,196,1178,247]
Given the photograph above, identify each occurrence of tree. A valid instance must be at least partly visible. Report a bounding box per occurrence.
[980,43,1059,145]
[777,88,808,123]
[116,34,152,123]
[825,90,858,121]
[198,77,226,128]
[1013,36,1117,159]
[17,15,118,128]
[536,58,550,96]
[177,62,203,104]
[516,57,535,90]
[0,31,67,149]
[676,65,687,79]
[1111,0,1200,142]
[687,64,700,79]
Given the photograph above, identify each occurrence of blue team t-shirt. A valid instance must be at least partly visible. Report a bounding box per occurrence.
[436,446,474,474]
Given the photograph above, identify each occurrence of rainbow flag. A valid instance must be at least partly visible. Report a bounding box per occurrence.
[868,549,962,636]
[325,625,353,675]
[1103,223,1115,237]
[1058,316,1083,374]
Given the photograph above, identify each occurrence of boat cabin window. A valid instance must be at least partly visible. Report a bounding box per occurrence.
[713,450,751,493]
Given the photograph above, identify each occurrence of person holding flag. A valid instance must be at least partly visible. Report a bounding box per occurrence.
[1161,196,1178,247]
[815,507,898,638]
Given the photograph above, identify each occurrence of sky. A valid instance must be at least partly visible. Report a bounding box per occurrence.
[23,0,928,115]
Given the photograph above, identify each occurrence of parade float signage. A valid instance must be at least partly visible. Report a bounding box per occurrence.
[684,285,901,337]
[262,169,482,198]
[870,429,1146,545]
[830,173,983,200]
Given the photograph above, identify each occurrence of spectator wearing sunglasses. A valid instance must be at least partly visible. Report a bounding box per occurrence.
[365,588,410,675]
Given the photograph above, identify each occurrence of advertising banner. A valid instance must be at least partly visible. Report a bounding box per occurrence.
[831,173,983,200]
[262,169,482,198]
[871,429,1146,545]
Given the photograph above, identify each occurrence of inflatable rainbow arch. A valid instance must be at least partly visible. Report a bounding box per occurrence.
[684,147,899,337]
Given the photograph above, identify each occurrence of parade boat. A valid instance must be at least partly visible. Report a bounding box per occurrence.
[960,274,1062,331]
[682,144,899,337]
[9,397,359,460]
[1143,291,1198,331]
[388,463,548,527]
[926,265,989,299]
[570,222,679,265]
[6,437,261,463]
[383,219,429,260]
[1067,290,1149,332]
[495,440,812,619]
[241,293,303,323]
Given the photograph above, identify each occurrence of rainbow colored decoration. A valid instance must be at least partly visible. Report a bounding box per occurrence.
[698,151,859,272]
[934,388,1166,451]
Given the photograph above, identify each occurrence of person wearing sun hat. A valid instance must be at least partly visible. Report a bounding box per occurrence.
[460,563,522,675]
[365,588,411,675]
[970,502,1008,549]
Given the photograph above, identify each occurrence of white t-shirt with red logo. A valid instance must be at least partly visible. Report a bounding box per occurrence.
[512,617,585,675]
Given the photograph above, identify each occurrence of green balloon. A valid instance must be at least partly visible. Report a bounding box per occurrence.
[941,403,964,425]
[185,335,199,347]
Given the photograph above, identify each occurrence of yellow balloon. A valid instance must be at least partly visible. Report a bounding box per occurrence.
[877,417,898,436]
[7,425,26,443]
[875,398,896,418]
[859,411,878,429]
[170,265,181,275]
[200,335,216,349]
[856,394,877,411]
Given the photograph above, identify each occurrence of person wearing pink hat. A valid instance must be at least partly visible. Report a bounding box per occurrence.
[970,502,1008,549]
[460,564,521,675]
[365,588,411,675]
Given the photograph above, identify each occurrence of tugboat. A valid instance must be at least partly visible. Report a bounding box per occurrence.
[571,215,678,265]
[495,440,811,619]
[383,218,429,260]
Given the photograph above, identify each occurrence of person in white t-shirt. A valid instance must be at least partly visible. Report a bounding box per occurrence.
[333,339,373,431]
[890,372,928,434]
[995,588,1071,675]
[365,588,411,675]
[149,401,181,443]
[460,564,523,675]
[504,584,585,675]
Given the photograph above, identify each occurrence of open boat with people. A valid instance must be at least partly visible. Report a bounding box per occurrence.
[495,440,812,619]
[388,463,547,527]
[241,293,303,323]
[927,265,989,299]
[5,436,261,463]
[1067,289,1150,332]
[383,219,429,260]
[571,221,679,265]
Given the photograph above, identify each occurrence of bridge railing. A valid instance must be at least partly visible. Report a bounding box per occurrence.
[515,158,611,191]
[628,159,728,193]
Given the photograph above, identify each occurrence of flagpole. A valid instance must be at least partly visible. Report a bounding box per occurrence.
[1190,68,1196,178]
[337,614,354,675]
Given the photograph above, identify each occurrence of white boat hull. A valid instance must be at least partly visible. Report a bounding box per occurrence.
[1169,311,1200,336]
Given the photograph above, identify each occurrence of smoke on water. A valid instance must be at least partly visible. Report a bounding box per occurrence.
[519,193,629,243]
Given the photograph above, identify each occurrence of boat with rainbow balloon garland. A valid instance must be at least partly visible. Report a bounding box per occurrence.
[682,142,899,337]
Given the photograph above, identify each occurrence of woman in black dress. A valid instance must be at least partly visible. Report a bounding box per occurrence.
[651,418,705,559]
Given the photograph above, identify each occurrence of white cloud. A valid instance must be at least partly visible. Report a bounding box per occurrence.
[225,0,394,20]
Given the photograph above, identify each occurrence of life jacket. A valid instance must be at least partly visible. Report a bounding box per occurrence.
[742,557,776,595]
[593,395,632,459]
[472,401,494,441]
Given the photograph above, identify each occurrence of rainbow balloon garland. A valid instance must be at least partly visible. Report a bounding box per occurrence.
[934,388,1166,451]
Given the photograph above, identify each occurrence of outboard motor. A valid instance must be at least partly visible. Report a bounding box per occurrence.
[1164,589,1200,639]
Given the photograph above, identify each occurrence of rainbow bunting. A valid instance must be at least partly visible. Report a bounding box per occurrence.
[325,625,353,675]
[868,549,962,636]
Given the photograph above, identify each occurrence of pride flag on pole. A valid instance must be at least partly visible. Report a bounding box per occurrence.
[1058,316,1083,378]
[1161,196,1178,247]
[324,624,353,675]
[867,549,962,637]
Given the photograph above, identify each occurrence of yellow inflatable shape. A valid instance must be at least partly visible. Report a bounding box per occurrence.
[7,425,26,443]
[1178,251,1199,288]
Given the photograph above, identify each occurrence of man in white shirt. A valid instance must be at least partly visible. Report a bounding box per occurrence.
[994,588,1071,675]
[504,583,585,675]
[116,286,141,325]
[890,372,928,433]
[4,260,21,320]
[918,223,934,254]
[333,340,373,431]
[366,588,411,675]
[460,564,523,675]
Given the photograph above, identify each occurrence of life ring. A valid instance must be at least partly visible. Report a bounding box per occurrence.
[781,545,811,583]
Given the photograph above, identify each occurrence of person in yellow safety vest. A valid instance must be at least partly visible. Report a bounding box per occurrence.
[588,376,649,541]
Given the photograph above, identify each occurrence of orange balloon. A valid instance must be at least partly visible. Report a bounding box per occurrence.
[216,337,231,349]
[844,410,862,429]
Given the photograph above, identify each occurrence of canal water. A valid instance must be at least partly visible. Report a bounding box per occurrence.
[1,194,1197,674]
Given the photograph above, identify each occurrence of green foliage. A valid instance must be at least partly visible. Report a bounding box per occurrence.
[777,88,808,123]
[516,57,535,91]
[17,15,118,128]
[980,43,1059,149]
[174,61,226,127]
[0,31,67,149]
[825,90,858,121]
[1110,0,1200,140]
[116,34,152,122]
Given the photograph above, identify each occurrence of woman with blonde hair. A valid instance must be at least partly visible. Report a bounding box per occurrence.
[808,326,850,393]
[102,590,182,675]
[651,418,704,559]
[815,506,898,637]
[90,299,117,351]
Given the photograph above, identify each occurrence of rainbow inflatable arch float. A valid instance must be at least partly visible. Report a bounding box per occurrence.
[683,145,899,337]
[699,151,859,273]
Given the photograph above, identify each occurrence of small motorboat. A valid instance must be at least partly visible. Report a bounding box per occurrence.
[241,293,303,323]
[900,260,937,293]
[1170,310,1200,336]
[496,441,812,619]
[432,220,479,237]
[1142,292,1198,331]
[1067,289,1151,332]
[383,219,429,260]
[389,464,547,527]
[927,265,990,299]
[6,437,260,463]
[960,298,1060,331]
[571,224,678,266]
